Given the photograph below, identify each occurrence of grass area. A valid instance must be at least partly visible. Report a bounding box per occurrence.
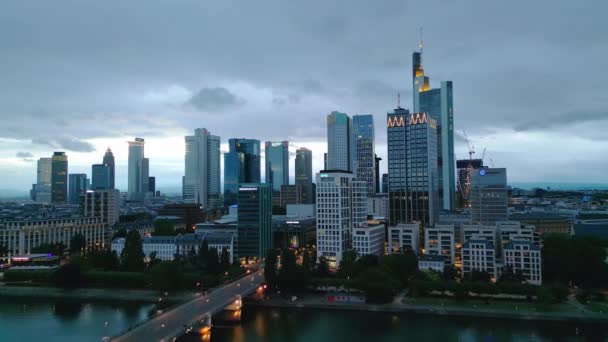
[586,302,608,313]
[402,296,577,314]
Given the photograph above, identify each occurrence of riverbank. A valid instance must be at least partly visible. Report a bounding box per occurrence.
[247,293,608,324]
[0,284,195,304]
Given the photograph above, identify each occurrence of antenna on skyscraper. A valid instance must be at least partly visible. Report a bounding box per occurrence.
[419,26,424,54]
[397,93,401,109]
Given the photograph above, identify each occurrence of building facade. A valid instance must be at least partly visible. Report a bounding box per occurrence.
[224,139,261,206]
[295,147,314,204]
[503,239,542,285]
[51,152,68,204]
[462,237,496,279]
[102,148,115,189]
[265,141,289,192]
[236,183,272,260]
[68,173,87,205]
[91,164,111,190]
[424,224,455,265]
[352,224,385,257]
[183,128,221,209]
[127,138,146,201]
[388,223,420,254]
[456,159,483,209]
[31,157,52,203]
[470,168,508,226]
[352,114,376,195]
[327,111,353,172]
[80,189,120,226]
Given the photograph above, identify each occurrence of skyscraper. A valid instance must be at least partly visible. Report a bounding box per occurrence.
[127,138,146,201]
[31,157,52,203]
[381,173,389,194]
[315,170,366,268]
[327,111,352,172]
[265,141,289,192]
[148,176,156,194]
[68,173,87,204]
[142,158,150,198]
[183,128,221,208]
[470,167,508,226]
[387,109,439,227]
[102,148,115,189]
[295,147,313,204]
[456,159,484,208]
[352,114,376,195]
[51,152,68,204]
[412,49,456,212]
[91,164,111,190]
[374,154,382,194]
[236,183,272,260]
[224,138,261,206]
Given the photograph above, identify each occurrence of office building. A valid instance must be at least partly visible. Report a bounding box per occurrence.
[381,173,388,194]
[412,49,456,211]
[31,157,52,203]
[470,167,508,226]
[91,164,111,190]
[456,159,484,209]
[51,152,68,204]
[367,194,388,219]
[236,183,272,260]
[265,141,289,192]
[418,255,446,273]
[316,170,366,268]
[148,176,155,194]
[102,148,115,189]
[388,223,420,254]
[142,158,150,198]
[352,114,376,195]
[503,239,542,285]
[462,224,497,246]
[127,138,146,201]
[224,139,261,206]
[387,108,439,227]
[374,155,382,194]
[327,111,353,171]
[295,147,314,204]
[183,128,221,208]
[273,184,309,207]
[68,173,87,205]
[157,204,205,231]
[352,224,385,257]
[462,237,496,279]
[509,213,571,236]
[81,189,120,226]
[424,224,456,265]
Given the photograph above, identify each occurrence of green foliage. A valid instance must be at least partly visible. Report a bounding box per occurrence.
[207,247,220,274]
[338,250,357,279]
[148,251,161,268]
[220,248,230,270]
[152,219,176,236]
[52,263,85,289]
[85,271,147,288]
[198,239,210,269]
[443,265,458,281]
[381,253,418,288]
[316,256,330,277]
[148,261,184,291]
[31,243,65,256]
[3,269,55,283]
[499,266,527,284]
[0,243,8,257]
[468,270,491,283]
[355,268,398,303]
[276,249,308,293]
[111,228,128,240]
[69,233,87,255]
[264,249,279,289]
[120,230,145,272]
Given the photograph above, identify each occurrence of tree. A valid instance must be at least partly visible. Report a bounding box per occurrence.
[120,230,145,272]
[207,247,220,274]
[264,249,279,289]
[352,254,380,277]
[69,233,86,255]
[499,266,527,284]
[278,249,298,292]
[317,256,330,277]
[469,270,491,283]
[0,243,8,257]
[148,251,161,268]
[52,263,85,289]
[220,248,230,271]
[111,228,127,240]
[356,268,398,304]
[338,250,357,279]
[87,249,119,271]
[443,265,458,281]
[302,249,313,273]
[381,253,418,288]
[31,243,65,256]
[152,219,176,236]
[198,239,210,269]
[149,261,183,291]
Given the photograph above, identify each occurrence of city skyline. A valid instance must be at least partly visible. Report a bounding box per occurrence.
[1,2,607,194]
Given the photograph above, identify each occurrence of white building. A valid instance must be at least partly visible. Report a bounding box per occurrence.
[1,217,106,256]
[81,189,120,226]
[418,255,446,273]
[127,138,146,201]
[462,237,496,279]
[503,239,542,285]
[462,224,496,246]
[352,224,385,257]
[316,170,366,268]
[496,221,538,249]
[424,224,455,265]
[388,223,420,254]
[367,194,388,219]
[183,128,221,209]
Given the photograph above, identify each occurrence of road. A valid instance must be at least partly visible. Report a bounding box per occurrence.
[111,270,264,342]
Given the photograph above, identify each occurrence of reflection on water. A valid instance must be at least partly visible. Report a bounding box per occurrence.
[53,301,84,320]
[177,306,608,342]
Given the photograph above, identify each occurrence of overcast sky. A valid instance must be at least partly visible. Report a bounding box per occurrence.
[0,0,607,194]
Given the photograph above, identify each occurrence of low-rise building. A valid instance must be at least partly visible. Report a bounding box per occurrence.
[424,224,455,265]
[388,223,420,254]
[352,224,385,257]
[503,239,542,285]
[367,194,388,219]
[510,212,572,236]
[462,237,496,280]
[418,254,446,273]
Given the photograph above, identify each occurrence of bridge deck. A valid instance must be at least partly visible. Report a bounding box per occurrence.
[111,270,264,342]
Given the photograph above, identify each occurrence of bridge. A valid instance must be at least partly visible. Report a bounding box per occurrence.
[111,269,264,342]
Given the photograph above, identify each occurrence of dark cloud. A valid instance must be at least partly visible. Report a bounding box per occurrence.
[186,87,245,112]
[32,137,96,152]
[513,111,608,132]
[15,152,33,158]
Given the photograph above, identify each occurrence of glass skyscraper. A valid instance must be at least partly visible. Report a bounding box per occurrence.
[387,108,439,227]
[51,152,68,204]
[102,148,115,189]
[412,51,456,212]
[127,138,146,201]
[295,147,313,204]
[265,141,289,192]
[184,128,221,208]
[327,111,352,172]
[236,183,272,260]
[224,138,261,206]
[470,167,508,226]
[92,164,111,190]
[68,173,87,204]
[352,114,376,195]
[30,157,52,203]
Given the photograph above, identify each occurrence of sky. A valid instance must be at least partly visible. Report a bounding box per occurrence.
[0,0,607,195]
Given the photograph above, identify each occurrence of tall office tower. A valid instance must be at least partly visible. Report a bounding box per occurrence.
[102,148,115,189]
[148,176,155,194]
[265,141,289,191]
[81,189,120,226]
[323,153,327,170]
[91,164,111,190]
[470,167,508,226]
[295,147,313,204]
[51,152,68,203]
[387,108,439,227]
[327,111,353,172]
[456,159,484,209]
[224,138,261,206]
[315,170,366,268]
[142,158,150,198]
[68,173,87,204]
[183,128,221,208]
[381,173,389,194]
[236,183,272,260]
[127,138,146,201]
[352,114,376,195]
[31,157,52,203]
[412,48,456,211]
[374,154,382,193]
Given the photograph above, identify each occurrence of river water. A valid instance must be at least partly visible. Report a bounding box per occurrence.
[1,299,607,342]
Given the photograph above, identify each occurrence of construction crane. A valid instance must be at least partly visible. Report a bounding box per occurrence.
[480,147,487,163]
[461,130,475,160]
